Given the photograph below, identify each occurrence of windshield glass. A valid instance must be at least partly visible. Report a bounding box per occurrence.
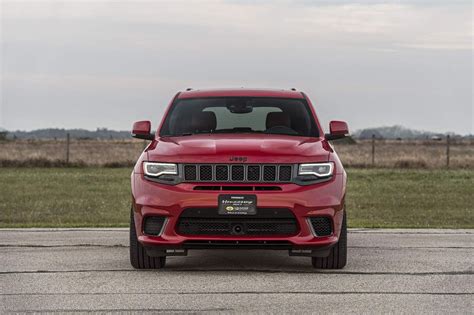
[160,97,319,137]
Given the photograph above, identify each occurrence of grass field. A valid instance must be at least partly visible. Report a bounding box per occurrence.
[0,168,472,228]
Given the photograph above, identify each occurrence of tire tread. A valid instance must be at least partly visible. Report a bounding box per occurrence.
[312,210,347,269]
[130,207,166,269]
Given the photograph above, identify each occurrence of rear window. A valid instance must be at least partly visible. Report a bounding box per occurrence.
[160,97,319,137]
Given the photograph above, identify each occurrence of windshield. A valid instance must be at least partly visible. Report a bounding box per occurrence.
[160,97,319,137]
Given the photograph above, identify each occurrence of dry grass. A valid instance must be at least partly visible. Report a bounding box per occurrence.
[0,139,145,167]
[333,139,473,169]
[0,138,472,168]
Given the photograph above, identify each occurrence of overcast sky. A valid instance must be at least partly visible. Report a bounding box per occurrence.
[1,0,472,134]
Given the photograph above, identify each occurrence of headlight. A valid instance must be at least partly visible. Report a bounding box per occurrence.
[298,162,334,177]
[143,162,178,177]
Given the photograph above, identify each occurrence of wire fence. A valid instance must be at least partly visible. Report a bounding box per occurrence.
[333,135,472,169]
[0,134,472,169]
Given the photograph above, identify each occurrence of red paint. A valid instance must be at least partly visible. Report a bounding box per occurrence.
[133,175,346,248]
[132,121,153,140]
[329,120,349,136]
[147,134,330,164]
[131,89,348,252]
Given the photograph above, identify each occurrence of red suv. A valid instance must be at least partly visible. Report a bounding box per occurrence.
[130,88,349,269]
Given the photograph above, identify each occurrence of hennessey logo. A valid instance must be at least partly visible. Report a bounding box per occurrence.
[229,156,248,162]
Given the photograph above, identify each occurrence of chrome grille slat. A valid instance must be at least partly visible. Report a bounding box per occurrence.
[182,164,293,183]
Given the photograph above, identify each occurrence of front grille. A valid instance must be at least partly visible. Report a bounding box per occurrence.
[231,165,244,181]
[177,218,297,236]
[309,217,333,236]
[177,207,299,236]
[182,164,294,182]
[215,165,229,181]
[279,166,292,181]
[143,216,166,235]
[263,166,276,181]
[247,166,260,181]
[184,165,197,180]
[199,165,212,181]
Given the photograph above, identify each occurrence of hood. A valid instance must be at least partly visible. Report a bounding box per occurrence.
[147,134,331,164]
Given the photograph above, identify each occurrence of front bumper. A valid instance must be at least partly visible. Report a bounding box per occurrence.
[131,173,346,249]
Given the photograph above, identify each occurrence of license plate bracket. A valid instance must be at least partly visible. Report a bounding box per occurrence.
[218,194,257,215]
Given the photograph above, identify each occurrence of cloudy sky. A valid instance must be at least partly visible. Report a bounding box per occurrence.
[1,0,472,134]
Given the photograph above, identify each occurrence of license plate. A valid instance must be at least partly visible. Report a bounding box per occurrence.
[218,194,257,215]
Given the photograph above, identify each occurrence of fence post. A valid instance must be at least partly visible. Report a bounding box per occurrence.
[371,134,375,167]
[446,135,450,168]
[66,133,70,165]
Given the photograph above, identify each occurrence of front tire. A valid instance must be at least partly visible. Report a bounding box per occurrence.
[312,210,347,269]
[130,207,166,269]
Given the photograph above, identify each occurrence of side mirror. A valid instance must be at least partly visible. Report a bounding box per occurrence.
[132,121,154,140]
[325,120,349,141]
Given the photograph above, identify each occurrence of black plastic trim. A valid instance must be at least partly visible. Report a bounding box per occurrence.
[325,133,346,141]
[292,175,333,186]
[182,240,294,249]
[131,133,155,140]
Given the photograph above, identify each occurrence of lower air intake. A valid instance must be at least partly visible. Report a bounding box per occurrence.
[309,217,333,236]
[177,218,298,236]
[143,216,166,236]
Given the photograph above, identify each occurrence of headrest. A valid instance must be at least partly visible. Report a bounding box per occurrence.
[266,112,291,129]
[191,111,217,132]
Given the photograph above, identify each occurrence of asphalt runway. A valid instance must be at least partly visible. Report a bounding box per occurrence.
[1,228,472,314]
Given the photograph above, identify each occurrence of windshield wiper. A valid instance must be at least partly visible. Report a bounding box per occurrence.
[161,133,194,137]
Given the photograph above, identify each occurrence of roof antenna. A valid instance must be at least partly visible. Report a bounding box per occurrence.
[186,87,193,91]
[290,88,297,91]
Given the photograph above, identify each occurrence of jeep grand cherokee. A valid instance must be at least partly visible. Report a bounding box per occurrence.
[130,88,349,269]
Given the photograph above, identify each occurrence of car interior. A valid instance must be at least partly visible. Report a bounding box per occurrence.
[162,98,318,137]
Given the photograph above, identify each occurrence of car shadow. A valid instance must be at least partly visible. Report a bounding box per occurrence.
[162,249,316,272]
